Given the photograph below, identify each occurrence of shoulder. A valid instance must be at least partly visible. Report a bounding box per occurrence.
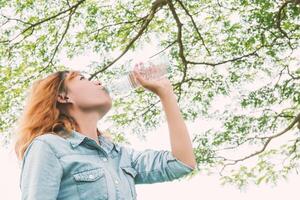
[25,133,70,158]
[35,133,68,148]
[35,132,66,143]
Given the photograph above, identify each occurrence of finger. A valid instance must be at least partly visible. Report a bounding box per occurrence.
[132,70,139,86]
[133,70,146,85]
[133,70,141,81]
[139,62,145,71]
[148,61,154,68]
[146,66,153,79]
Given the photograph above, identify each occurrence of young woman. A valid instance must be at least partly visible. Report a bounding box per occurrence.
[15,68,196,200]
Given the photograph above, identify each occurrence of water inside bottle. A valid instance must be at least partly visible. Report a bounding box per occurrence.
[104,52,170,99]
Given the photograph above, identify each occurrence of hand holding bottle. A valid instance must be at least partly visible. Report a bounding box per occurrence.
[133,63,174,98]
[104,52,171,99]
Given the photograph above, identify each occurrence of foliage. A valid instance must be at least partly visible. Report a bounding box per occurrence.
[1,0,300,188]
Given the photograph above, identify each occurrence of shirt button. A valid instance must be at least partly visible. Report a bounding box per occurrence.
[102,158,108,162]
[89,175,94,179]
[115,180,119,184]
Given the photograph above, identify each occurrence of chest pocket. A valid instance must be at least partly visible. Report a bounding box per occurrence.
[73,168,108,200]
[121,166,138,199]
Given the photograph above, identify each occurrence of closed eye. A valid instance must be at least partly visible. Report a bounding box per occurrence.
[79,72,91,80]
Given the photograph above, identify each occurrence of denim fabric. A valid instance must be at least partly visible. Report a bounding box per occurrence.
[20,130,194,200]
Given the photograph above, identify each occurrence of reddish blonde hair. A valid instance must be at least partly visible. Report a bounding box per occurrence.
[15,70,82,160]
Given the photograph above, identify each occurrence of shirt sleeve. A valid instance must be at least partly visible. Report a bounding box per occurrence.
[20,139,63,200]
[125,147,194,184]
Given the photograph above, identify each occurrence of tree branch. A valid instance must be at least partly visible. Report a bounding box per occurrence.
[46,8,75,69]
[167,0,189,102]
[149,40,177,58]
[276,0,295,49]
[89,0,167,80]
[90,11,150,36]
[0,0,85,44]
[23,3,79,83]
[175,0,211,56]
[0,14,33,26]
[187,47,261,66]
[219,112,300,174]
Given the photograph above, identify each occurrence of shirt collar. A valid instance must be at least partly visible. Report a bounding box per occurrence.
[67,129,120,153]
[67,130,85,148]
[98,134,120,153]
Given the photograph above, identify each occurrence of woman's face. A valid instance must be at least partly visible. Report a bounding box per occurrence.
[63,72,112,115]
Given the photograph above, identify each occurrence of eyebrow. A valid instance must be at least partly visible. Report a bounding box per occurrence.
[67,71,91,81]
[79,71,90,78]
[65,71,81,81]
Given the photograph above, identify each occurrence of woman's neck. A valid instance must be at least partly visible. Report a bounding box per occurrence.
[71,109,102,145]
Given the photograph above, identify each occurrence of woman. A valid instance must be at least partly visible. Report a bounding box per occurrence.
[15,67,197,200]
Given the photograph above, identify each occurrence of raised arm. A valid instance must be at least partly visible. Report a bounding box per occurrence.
[133,68,197,169]
[159,91,197,169]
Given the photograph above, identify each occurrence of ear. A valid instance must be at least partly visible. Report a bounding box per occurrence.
[57,94,73,104]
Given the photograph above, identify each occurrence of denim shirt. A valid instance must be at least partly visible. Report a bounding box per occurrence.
[20,130,194,200]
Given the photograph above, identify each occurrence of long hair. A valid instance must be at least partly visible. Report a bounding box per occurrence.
[15,70,82,160]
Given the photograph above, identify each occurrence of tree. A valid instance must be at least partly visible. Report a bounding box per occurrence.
[1,0,299,188]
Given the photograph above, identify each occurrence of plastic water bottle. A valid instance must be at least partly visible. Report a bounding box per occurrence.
[104,52,170,99]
